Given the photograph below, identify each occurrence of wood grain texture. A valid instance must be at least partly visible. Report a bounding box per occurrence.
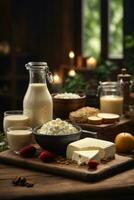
[0,163,134,200]
[0,150,133,183]
[79,118,132,141]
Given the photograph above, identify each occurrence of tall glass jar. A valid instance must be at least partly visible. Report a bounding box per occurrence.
[99,81,123,116]
[23,62,53,128]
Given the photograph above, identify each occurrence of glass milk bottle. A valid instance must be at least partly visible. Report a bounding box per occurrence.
[23,62,53,128]
[99,82,123,116]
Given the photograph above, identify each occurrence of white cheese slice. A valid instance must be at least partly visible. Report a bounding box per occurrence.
[72,150,101,165]
[66,137,116,160]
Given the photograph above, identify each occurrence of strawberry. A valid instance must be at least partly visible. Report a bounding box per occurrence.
[20,145,37,158]
[88,160,99,170]
[39,150,55,162]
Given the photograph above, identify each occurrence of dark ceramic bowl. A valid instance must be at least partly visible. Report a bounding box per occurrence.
[33,124,82,155]
[52,93,86,119]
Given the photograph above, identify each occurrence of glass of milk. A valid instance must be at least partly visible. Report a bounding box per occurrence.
[3,110,30,133]
[99,82,123,116]
[7,126,32,154]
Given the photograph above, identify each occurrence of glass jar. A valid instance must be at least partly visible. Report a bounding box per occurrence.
[23,62,53,128]
[98,81,123,116]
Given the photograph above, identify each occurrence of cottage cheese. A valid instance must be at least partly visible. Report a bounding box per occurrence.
[38,118,78,135]
[54,93,81,99]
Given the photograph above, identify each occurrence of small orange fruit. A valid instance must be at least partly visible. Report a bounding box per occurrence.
[115,132,134,153]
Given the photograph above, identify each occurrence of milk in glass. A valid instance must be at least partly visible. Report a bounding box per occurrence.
[23,62,53,128]
[99,82,123,116]
[100,95,123,115]
[23,83,52,127]
[3,111,29,133]
[7,126,32,154]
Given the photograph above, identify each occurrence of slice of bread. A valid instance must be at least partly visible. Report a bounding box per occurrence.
[97,113,120,124]
[87,116,103,125]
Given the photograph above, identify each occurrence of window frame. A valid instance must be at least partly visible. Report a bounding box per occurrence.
[81,0,124,65]
[100,0,124,65]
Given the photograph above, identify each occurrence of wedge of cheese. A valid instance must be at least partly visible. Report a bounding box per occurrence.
[66,137,116,160]
[72,150,101,165]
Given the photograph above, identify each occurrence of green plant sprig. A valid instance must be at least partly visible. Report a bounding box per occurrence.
[0,132,8,152]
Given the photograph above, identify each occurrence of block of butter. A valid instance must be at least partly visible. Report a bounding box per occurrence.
[66,137,116,160]
[72,150,101,165]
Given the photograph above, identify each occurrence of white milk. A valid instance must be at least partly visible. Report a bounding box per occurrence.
[3,115,29,133]
[23,83,53,128]
[7,129,32,153]
[100,95,123,115]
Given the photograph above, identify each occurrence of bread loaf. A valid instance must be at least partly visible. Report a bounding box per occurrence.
[69,107,100,123]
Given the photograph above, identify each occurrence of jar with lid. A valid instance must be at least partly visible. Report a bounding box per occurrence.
[23,62,53,128]
[98,81,123,116]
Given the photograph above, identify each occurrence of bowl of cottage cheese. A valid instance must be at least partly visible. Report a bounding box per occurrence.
[33,118,82,154]
[52,92,86,119]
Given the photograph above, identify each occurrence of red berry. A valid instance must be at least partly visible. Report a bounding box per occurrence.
[88,160,99,170]
[39,151,55,162]
[20,145,36,158]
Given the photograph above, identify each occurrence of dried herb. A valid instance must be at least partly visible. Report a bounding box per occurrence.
[12,176,34,187]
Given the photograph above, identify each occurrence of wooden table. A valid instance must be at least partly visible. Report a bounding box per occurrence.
[0,162,134,200]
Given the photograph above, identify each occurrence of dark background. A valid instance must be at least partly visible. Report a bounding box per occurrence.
[0,0,134,130]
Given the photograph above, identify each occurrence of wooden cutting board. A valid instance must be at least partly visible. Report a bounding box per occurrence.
[78,118,132,142]
[0,150,133,182]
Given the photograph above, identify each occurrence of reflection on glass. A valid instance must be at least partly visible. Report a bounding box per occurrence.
[108,0,123,58]
[82,0,100,58]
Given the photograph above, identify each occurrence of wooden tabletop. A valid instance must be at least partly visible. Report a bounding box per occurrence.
[0,162,134,200]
